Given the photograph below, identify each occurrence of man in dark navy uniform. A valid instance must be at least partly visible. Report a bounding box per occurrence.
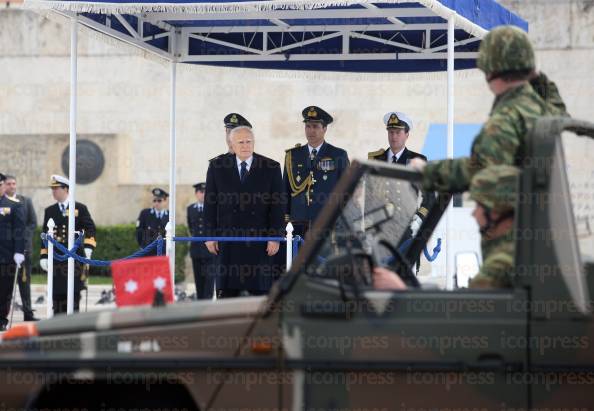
[4,174,38,321]
[283,106,350,237]
[136,188,169,256]
[39,175,96,314]
[187,182,215,299]
[368,111,435,237]
[0,173,25,330]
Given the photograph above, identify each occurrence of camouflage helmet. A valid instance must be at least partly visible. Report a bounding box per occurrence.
[476,25,535,76]
[470,165,520,214]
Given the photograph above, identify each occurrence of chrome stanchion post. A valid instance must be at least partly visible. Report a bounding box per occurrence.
[285,222,294,271]
[47,218,55,318]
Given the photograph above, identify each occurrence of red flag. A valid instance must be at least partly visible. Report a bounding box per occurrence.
[111,256,173,307]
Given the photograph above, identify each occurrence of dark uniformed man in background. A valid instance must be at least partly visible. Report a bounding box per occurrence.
[283,106,350,237]
[4,174,38,321]
[223,113,252,154]
[368,112,435,237]
[40,175,96,314]
[136,188,169,256]
[0,173,25,330]
[187,182,215,299]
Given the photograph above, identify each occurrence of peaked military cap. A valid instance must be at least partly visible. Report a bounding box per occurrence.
[152,187,169,198]
[302,106,333,125]
[224,113,252,129]
[193,182,206,192]
[383,111,413,131]
[49,174,69,188]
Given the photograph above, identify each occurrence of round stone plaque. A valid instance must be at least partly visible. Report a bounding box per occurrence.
[61,139,105,184]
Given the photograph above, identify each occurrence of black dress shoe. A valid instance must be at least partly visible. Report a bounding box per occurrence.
[0,319,7,331]
[23,314,40,322]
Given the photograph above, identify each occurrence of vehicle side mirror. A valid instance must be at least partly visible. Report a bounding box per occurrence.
[455,252,480,288]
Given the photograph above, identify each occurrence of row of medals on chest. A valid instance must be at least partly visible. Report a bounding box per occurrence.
[296,158,335,183]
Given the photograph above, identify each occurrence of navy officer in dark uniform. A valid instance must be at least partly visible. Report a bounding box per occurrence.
[186,182,215,299]
[39,175,96,314]
[283,106,350,237]
[0,173,25,330]
[136,188,169,255]
[368,111,435,237]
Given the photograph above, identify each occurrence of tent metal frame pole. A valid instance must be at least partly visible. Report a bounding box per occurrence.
[67,15,78,314]
[169,37,178,292]
[445,13,455,290]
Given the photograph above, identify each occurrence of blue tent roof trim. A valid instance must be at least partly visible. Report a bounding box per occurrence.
[25,0,528,73]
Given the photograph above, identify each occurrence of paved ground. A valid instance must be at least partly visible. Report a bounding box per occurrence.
[6,283,199,328]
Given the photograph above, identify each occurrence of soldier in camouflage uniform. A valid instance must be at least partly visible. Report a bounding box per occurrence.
[410,25,568,192]
[467,165,518,288]
[373,165,519,290]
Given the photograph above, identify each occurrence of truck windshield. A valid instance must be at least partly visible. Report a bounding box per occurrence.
[561,131,594,263]
[306,169,424,277]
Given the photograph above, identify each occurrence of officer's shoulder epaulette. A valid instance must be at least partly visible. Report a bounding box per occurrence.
[285,143,302,152]
[368,148,385,160]
[7,196,20,203]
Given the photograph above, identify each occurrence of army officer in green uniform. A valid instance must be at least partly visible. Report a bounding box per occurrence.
[283,106,349,237]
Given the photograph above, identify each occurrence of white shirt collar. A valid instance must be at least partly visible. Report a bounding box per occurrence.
[58,197,70,209]
[308,142,324,155]
[195,202,204,209]
[236,155,253,171]
[389,146,406,162]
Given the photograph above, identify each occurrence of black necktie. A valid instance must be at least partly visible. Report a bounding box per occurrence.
[60,204,65,213]
[392,155,397,164]
[198,205,203,212]
[240,161,248,182]
[310,148,317,167]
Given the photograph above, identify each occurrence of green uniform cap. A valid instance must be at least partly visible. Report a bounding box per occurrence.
[476,25,535,76]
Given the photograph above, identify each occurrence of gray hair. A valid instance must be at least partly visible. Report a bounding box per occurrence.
[229,125,254,140]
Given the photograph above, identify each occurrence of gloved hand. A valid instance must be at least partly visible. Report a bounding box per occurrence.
[408,157,427,172]
[409,214,423,237]
[40,258,48,272]
[13,253,25,268]
[84,248,93,260]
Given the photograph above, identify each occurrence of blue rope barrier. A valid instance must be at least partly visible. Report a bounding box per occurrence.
[173,236,286,242]
[381,237,442,265]
[42,234,164,266]
[292,235,303,257]
[156,237,163,256]
[424,238,442,262]
[398,238,413,254]
[42,233,84,263]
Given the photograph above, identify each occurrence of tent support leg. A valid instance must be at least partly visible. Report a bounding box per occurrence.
[67,15,78,314]
[169,59,177,293]
[445,13,455,290]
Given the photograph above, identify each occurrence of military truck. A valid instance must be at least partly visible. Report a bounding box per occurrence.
[1,117,593,410]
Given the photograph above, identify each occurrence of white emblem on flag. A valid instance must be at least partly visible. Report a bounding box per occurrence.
[125,279,138,293]
[153,276,167,291]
